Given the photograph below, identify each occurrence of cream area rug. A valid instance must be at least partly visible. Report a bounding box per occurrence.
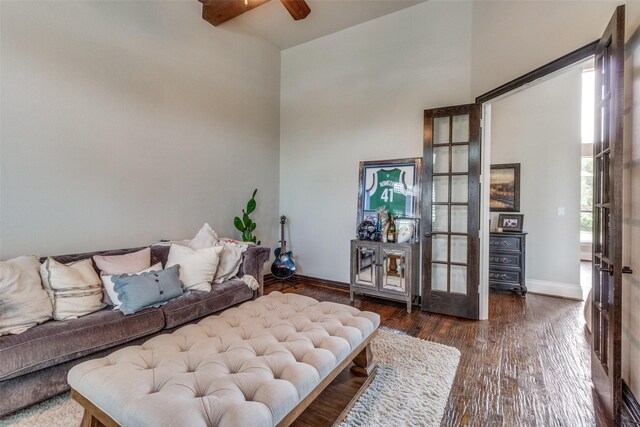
[341,329,460,427]
[0,329,460,427]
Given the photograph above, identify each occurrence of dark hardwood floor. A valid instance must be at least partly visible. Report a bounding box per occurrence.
[265,278,602,426]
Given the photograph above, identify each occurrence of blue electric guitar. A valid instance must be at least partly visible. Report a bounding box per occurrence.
[271,215,296,280]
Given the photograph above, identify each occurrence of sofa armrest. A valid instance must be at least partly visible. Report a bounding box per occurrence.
[238,246,271,297]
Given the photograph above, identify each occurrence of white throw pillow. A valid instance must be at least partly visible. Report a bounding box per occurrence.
[101,263,163,309]
[213,241,248,283]
[166,244,222,292]
[0,256,53,335]
[189,223,219,250]
[40,258,105,320]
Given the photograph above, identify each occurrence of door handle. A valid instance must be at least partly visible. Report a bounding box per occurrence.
[425,232,433,238]
[597,265,614,276]
[623,266,633,274]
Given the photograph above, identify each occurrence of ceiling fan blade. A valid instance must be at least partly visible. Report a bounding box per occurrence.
[201,0,271,26]
[280,0,310,20]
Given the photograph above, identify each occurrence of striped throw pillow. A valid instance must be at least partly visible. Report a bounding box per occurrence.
[40,258,105,320]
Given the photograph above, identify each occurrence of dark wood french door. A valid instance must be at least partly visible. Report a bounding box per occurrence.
[422,104,481,319]
[592,5,625,425]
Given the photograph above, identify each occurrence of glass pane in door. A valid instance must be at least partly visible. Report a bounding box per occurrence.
[451,206,468,233]
[451,236,467,263]
[452,115,470,143]
[433,205,449,232]
[433,176,449,203]
[432,263,448,291]
[450,265,467,294]
[452,146,469,173]
[434,117,450,145]
[451,176,468,202]
[433,147,450,173]
[432,235,448,262]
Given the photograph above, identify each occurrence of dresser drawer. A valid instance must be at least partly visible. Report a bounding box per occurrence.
[488,254,521,268]
[489,270,521,284]
[489,235,522,251]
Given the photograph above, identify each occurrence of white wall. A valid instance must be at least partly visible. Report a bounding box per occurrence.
[280,0,473,282]
[470,1,619,97]
[489,68,583,298]
[0,1,281,258]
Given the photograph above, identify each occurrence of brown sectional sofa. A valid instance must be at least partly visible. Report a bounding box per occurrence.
[0,243,270,417]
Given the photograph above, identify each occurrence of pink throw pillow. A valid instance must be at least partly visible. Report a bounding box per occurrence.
[93,247,151,275]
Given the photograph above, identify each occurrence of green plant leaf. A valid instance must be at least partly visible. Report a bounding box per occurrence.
[250,222,256,232]
[246,198,256,214]
[251,236,257,243]
[257,240,261,245]
[233,217,244,232]
[243,213,250,227]
[242,230,252,241]
[252,189,257,199]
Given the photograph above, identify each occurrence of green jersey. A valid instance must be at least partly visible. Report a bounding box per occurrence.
[367,168,408,216]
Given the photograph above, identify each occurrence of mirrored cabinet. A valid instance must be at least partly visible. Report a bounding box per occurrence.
[350,239,419,313]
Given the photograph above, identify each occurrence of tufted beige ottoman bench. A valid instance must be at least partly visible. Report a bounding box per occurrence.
[68,291,380,427]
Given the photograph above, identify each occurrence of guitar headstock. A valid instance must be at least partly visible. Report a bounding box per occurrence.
[280,215,287,224]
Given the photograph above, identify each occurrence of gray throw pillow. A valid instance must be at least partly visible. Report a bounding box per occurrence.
[113,265,184,315]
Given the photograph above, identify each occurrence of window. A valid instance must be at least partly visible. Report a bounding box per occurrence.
[581,69,594,145]
[581,156,593,243]
[581,68,594,244]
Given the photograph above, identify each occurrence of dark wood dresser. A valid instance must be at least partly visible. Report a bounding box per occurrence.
[489,232,527,296]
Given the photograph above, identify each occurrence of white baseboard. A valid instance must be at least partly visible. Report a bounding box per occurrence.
[526,279,585,300]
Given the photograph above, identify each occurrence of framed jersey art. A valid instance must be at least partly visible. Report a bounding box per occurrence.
[356,158,422,226]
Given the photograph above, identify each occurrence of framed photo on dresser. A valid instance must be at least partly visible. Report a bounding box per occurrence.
[498,214,524,232]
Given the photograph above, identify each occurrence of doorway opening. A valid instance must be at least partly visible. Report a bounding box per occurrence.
[482,58,592,304]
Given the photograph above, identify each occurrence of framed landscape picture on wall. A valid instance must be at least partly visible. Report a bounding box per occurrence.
[490,163,520,212]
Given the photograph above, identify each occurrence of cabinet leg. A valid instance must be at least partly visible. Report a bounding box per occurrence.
[407,299,411,313]
[350,290,354,303]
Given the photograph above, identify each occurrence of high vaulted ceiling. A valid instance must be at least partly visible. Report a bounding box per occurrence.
[213,0,425,50]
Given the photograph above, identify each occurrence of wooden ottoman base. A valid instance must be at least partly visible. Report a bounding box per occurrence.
[72,331,378,427]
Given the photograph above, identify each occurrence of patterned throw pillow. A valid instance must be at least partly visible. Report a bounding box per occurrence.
[113,265,184,315]
[0,256,53,335]
[40,258,105,320]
